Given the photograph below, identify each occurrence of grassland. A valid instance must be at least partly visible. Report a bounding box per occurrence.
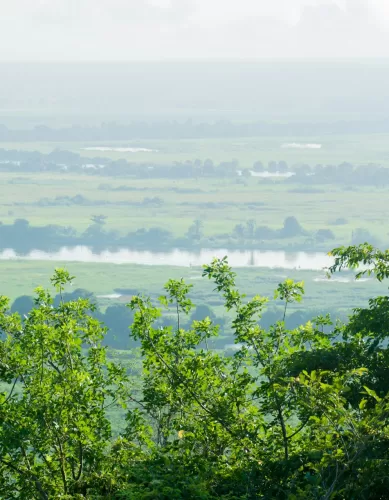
[1,133,389,244]
[0,173,389,244]
[3,133,389,167]
[1,132,389,316]
[1,260,385,318]
[0,170,388,246]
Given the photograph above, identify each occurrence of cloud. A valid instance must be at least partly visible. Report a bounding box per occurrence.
[368,0,389,25]
[0,0,388,60]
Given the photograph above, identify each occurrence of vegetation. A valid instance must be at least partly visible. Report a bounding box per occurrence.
[0,145,388,252]
[2,243,389,498]
[2,147,389,186]
[0,215,341,253]
[7,259,384,352]
[2,113,389,142]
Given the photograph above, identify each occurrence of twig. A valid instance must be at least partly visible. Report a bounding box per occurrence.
[1,376,19,405]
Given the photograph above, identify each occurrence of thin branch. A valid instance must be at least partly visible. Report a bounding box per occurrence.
[287,417,310,440]
[283,300,288,323]
[276,399,289,461]
[322,461,340,500]
[0,458,49,500]
[146,329,254,444]
[74,441,83,483]
[176,299,180,332]
[0,457,25,476]
[1,376,19,405]
[55,434,68,494]
[251,338,265,367]
[48,360,62,375]
[103,398,119,410]
[275,322,285,357]
[127,394,149,412]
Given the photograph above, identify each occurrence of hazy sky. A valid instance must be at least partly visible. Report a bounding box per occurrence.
[1,0,389,60]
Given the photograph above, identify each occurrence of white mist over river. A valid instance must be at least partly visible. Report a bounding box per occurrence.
[0,247,335,270]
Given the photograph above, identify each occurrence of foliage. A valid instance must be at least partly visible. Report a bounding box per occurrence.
[280,216,305,238]
[329,243,389,281]
[0,269,134,498]
[124,249,389,498]
[186,219,204,241]
[3,245,389,498]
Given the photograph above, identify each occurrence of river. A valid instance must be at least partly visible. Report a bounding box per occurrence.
[0,247,334,270]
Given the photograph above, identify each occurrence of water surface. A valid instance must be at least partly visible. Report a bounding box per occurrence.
[0,247,334,270]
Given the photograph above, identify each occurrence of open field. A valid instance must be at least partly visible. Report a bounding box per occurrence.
[3,133,389,167]
[0,170,388,246]
[0,133,388,321]
[1,260,385,317]
[1,133,389,245]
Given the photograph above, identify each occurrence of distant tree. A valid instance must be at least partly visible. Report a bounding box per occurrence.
[142,197,164,207]
[54,288,96,308]
[241,168,251,178]
[255,225,276,240]
[104,304,136,348]
[295,164,312,174]
[268,161,278,172]
[186,219,204,241]
[316,229,336,241]
[47,148,81,165]
[156,314,179,329]
[83,223,105,240]
[330,217,348,226]
[352,228,380,246]
[190,304,216,322]
[13,218,30,229]
[246,219,256,239]
[279,216,304,238]
[194,159,202,168]
[233,223,246,239]
[90,215,107,226]
[11,295,34,317]
[338,162,354,176]
[253,161,264,172]
[203,159,215,173]
[193,159,203,178]
[130,227,172,247]
[231,159,239,169]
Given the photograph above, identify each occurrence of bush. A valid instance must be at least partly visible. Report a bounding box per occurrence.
[255,225,277,240]
[190,304,216,322]
[279,216,305,238]
[329,217,348,226]
[352,227,380,246]
[10,295,34,317]
[3,246,389,499]
[316,229,336,241]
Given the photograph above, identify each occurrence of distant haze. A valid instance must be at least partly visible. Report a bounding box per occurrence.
[1,60,389,127]
[1,1,389,60]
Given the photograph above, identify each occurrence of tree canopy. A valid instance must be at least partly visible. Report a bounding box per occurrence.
[1,244,389,498]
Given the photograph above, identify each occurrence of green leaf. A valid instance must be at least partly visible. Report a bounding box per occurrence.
[363,386,382,402]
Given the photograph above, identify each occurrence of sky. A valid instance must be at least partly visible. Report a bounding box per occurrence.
[1,0,389,60]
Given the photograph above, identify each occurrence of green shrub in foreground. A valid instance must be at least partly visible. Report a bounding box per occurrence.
[2,244,389,498]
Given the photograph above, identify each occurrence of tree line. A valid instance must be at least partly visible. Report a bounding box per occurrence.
[0,216,371,254]
[2,117,389,141]
[0,149,240,179]
[2,148,389,184]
